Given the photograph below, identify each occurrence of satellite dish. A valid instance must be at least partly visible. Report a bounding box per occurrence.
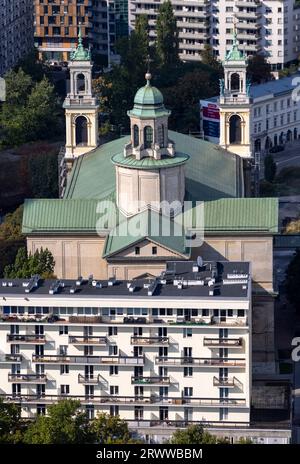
[197,256,203,267]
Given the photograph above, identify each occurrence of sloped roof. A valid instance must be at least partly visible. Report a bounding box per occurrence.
[22,198,278,236]
[64,131,243,201]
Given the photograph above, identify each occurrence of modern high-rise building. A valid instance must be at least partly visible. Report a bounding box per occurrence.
[0,0,34,76]
[129,0,300,70]
[34,0,128,65]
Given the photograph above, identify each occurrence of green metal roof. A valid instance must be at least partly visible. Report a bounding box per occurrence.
[134,83,164,106]
[224,31,247,63]
[111,152,189,169]
[64,131,243,201]
[102,209,190,258]
[22,198,278,236]
[70,29,91,61]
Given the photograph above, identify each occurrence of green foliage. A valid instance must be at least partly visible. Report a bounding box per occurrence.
[285,249,300,309]
[0,398,23,443]
[0,69,63,147]
[201,45,222,72]
[247,55,273,84]
[264,154,277,182]
[168,424,218,444]
[156,1,179,67]
[4,247,55,279]
[91,413,136,444]
[28,150,58,198]
[14,48,46,82]
[23,400,91,444]
[0,205,24,241]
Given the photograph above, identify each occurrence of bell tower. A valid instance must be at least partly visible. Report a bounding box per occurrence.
[219,29,252,159]
[63,28,99,166]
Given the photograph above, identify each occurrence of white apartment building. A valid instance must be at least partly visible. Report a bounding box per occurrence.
[129,0,300,70]
[0,260,253,442]
[0,0,34,76]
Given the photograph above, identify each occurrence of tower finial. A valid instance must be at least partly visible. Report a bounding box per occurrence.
[145,55,152,85]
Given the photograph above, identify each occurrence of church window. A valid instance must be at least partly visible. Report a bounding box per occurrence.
[133,125,139,147]
[158,125,165,147]
[75,116,88,146]
[230,73,240,92]
[229,115,242,144]
[77,73,85,93]
[144,126,153,149]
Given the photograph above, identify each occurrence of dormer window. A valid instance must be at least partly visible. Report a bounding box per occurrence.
[135,246,140,255]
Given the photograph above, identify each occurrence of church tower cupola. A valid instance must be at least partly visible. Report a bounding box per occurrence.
[124,73,175,160]
[112,74,189,218]
[218,27,252,159]
[63,28,99,162]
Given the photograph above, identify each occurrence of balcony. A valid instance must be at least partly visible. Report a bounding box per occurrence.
[155,357,246,367]
[130,336,169,346]
[203,338,243,348]
[8,374,47,383]
[213,377,243,390]
[0,354,23,363]
[69,336,107,346]
[32,355,145,366]
[78,374,102,384]
[7,334,46,344]
[131,376,170,386]
[0,394,246,407]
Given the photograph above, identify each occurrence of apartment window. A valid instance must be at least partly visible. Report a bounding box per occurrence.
[61,385,70,395]
[12,364,20,375]
[134,346,143,357]
[110,405,119,416]
[59,345,68,356]
[134,327,143,336]
[159,386,168,397]
[134,406,144,420]
[238,310,245,318]
[108,327,118,336]
[135,247,140,255]
[86,405,94,420]
[35,345,44,356]
[220,408,228,421]
[10,325,19,335]
[37,405,46,416]
[110,386,119,395]
[85,385,94,397]
[227,309,233,317]
[60,365,69,374]
[183,328,192,338]
[59,326,68,335]
[109,366,118,375]
[183,387,193,397]
[184,367,193,377]
[109,345,118,356]
[84,346,93,356]
[159,347,168,357]
[202,309,209,317]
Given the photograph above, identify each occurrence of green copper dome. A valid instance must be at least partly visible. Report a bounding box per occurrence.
[128,73,170,119]
[224,31,247,63]
[71,28,91,61]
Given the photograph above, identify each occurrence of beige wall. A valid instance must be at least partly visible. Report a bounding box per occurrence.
[27,233,274,292]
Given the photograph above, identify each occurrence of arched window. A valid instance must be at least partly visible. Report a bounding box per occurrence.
[287,130,292,142]
[144,126,153,149]
[231,73,240,92]
[77,73,86,93]
[274,134,278,146]
[229,115,242,144]
[76,116,88,146]
[133,125,139,147]
[158,125,165,147]
[254,139,261,153]
[294,128,298,140]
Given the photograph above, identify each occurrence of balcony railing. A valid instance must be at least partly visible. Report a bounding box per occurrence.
[131,376,170,385]
[203,338,243,347]
[0,354,23,363]
[155,357,246,367]
[8,374,47,383]
[0,394,246,407]
[32,355,145,365]
[130,336,169,346]
[78,374,102,384]
[69,336,107,345]
[7,334,46,344]
[213,377,243,389]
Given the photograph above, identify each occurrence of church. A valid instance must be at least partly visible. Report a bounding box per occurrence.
[22,34,278,375]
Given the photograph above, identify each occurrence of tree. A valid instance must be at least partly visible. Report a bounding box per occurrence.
[201,45,222,71]
[168,424,218,444]
[285,218,300,233]
[247,55,273,84]
[264,154,277,182]
[23,400,91,444]
[0,205,24,241]
[156,1,179,67]
[0,398,23,443]
[91,413,137,444]
[4,247,55,279]
[285,249,300,309]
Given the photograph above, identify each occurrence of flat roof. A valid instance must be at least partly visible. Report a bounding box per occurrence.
[0,261,250,301]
